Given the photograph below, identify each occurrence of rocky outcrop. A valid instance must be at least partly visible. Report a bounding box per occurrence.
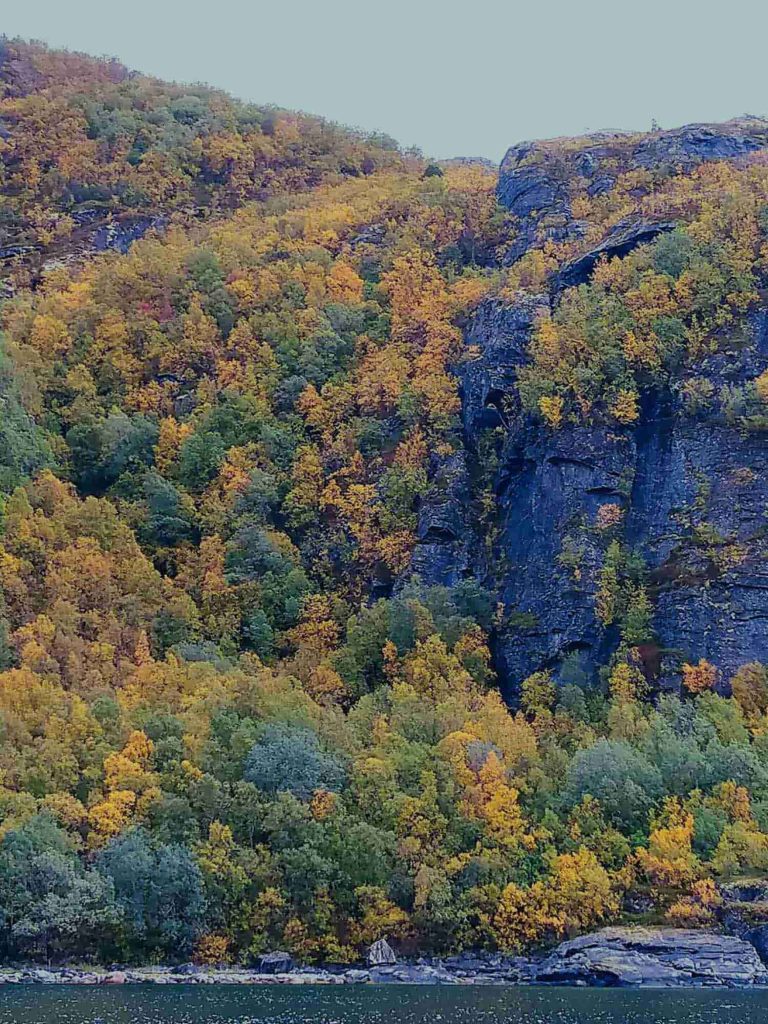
[747,926,768,965]
[492,422,633,697]
[554,218,676,291]
[415,292,768,700]
[533,927,768,987]
[2,213,166,297]
[497,138,582,264]
[88,214,165,255]
[460,300,768,696]
[368,963,459,984]
[407,450,474,590]
[717,880,768,962]
[498,119,768,266]
[460,295,548,438]
[419,290,638,695]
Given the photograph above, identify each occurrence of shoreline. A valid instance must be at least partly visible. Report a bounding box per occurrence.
[3,926,768,990]
[1,968,767,990]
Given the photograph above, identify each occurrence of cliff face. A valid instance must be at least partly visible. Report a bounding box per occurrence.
[498,120,768,265]
[411,120,768,702]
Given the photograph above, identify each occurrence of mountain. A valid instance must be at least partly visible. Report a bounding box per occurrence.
[1,39,768,966]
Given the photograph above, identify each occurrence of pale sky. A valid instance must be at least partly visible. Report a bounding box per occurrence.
[4,0,768,163]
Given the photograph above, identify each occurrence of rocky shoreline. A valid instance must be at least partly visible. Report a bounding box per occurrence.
[1,928,767,989]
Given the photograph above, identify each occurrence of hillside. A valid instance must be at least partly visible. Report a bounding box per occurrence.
[0,38,406,281]
[2,40,768,966]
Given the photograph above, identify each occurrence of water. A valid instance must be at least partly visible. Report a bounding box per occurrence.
[1,985,768,1024]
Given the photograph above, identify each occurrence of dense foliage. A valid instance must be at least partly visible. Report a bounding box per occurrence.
[504,155,768,427]
[0,39,403,257]
[3,41,768,967]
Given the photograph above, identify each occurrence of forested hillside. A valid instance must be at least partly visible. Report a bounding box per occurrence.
[3,39,768,966]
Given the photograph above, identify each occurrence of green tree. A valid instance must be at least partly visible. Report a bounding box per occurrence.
[244,725,346,801]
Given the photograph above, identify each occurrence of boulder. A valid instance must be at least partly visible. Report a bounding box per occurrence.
[440,951,529,981]
[343,968,372,983]
[258,951,294,974]
[25,969,58,983]
[174,963,200,976]
[367,938,398,966]
[533,927,768,987]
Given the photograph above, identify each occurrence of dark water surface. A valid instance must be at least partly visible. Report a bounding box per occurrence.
[2,985,768,1024]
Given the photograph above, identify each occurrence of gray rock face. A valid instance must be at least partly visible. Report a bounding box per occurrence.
[534,927,768,987]
[746,925,768,964]
[497,141,582,265]
[409,296,545,597]
[460,295,549,438]
[437,290,640,695]
[407,450,474,590]
[466,302,768,695]
[367,938,398,966]
[492,422,632,697]
[717,879,768,962]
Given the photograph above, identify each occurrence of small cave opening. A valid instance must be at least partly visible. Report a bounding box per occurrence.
[483,387,512,427]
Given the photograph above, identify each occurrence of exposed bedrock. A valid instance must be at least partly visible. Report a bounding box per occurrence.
[406,120,768,701]
[410,302,768,702]
[532,927,768,987]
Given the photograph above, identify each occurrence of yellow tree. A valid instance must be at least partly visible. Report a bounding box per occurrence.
[462,751,535,853]
[636,798,699,888]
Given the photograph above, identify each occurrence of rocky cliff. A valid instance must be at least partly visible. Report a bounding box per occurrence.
[411,119,768,702]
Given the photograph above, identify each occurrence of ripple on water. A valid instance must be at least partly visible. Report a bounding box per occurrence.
[1,985,768,1024]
